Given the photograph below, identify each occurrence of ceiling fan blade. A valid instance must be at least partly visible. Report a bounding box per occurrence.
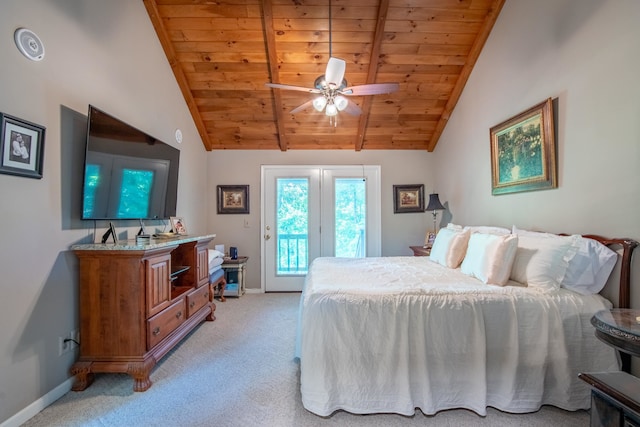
[265,83,321,94]
[325,57,346,88]
[342,102,362,116]
[341,83,399,96]
[290,99,316,114]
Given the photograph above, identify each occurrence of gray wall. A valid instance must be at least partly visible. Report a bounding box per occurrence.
[0,1,208,424]
[434,0,640,365]
[207,150,437,291]
[2,0,639,424]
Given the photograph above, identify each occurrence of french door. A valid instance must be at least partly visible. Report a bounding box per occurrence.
[261,165,381,292]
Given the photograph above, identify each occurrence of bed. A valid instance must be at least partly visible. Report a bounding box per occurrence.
[295,225,638,417]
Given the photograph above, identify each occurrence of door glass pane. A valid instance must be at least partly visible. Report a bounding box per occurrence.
[276,178,309,275]
[334,178,366,257]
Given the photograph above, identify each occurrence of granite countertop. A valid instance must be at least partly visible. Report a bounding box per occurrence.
[71,234,216,251]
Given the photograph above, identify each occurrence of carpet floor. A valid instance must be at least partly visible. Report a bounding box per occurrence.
[22,293,589,426]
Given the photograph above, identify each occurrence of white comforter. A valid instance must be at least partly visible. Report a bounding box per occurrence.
[296,256,619,416]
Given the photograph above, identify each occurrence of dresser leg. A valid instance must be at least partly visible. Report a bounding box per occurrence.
[128,360,155,392]
[70,361,94,391]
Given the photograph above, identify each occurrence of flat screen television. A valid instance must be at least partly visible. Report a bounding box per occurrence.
[81,105,180,220]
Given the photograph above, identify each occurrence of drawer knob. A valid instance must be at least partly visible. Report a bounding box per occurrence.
[176,311,183,319]
[190,301,195,308]
[152,327,160,336]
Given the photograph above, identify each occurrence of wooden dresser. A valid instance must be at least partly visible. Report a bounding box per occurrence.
[70,234,216,392]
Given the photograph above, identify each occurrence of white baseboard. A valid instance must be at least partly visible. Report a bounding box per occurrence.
[1,378,73,427]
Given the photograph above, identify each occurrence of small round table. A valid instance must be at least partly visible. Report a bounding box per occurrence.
[591,308,640,372]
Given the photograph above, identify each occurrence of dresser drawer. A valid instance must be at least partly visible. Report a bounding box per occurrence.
[187,284,210,317]
[147,298,186,349]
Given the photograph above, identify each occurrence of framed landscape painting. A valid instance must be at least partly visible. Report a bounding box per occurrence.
[490,98,557,195]
[393,184,424,213]
[217,185,250,214]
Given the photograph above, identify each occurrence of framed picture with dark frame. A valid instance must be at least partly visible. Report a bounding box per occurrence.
[217,185,250,214]
[490,98,557,195]
[0,112,46,179]
[393,184,424,213]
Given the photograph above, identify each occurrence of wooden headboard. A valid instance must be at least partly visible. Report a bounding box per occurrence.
[583,235,638,309]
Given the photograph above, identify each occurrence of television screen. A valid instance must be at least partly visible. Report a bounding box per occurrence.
[81,105,180,220]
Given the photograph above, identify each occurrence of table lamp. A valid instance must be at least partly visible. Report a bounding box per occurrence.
[426,193,445,234]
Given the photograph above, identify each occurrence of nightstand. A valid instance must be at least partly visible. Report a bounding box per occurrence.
[410,246,431,257]
[221,256,248,297]
[579,309,640,427]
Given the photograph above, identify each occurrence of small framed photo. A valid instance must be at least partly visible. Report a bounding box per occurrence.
[217,185,250,214]
[170,216,187,235]
[424,232,436,248]
[393,184,424,213]
[490,98,557,195]
[0,112,46,179]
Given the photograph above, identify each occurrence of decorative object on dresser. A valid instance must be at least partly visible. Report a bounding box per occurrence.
[70,234,216,392]
[170,216,187,235]
[393,184,424,213]
[0,112,46,179]
[490,98,557,195]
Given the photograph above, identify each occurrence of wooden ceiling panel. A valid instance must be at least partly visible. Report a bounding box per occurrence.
[143,0,505,151]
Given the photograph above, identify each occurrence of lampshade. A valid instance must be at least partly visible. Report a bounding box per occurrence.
[312,96,327,112]
[335,95,348,111]
[325,102,338,116]
[426,193,445,211]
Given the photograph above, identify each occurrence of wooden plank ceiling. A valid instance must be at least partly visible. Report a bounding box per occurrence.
[143,0,505,151]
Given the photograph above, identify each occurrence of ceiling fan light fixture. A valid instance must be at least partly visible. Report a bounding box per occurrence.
[335,95,348,111]
[325,103,338,116]
[312,96,327,112]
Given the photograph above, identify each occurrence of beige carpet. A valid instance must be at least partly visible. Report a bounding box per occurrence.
[23,293,589,426]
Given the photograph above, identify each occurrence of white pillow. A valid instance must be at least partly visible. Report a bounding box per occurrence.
[460,233,519,285]
[463,225,511,236]
[429,228,471,268]
[512,226,618,294]
[510,234,580,292]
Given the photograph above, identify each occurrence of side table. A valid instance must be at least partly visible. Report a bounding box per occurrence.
[410,246,431,257]
[221,256,248,298]
[591,308,640,373]
[579,309,640,427]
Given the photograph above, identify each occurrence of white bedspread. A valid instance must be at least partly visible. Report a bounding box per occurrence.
[296,256,619,416]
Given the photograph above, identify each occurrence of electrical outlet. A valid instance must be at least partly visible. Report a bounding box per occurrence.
[58,336,70,356]
[58,330,79,356]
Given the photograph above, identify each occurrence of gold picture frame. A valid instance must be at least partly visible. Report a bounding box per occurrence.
[490,98,557,195]
[170,216,187,235]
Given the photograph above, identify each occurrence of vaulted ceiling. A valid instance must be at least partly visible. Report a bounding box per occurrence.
[142,0,505,151]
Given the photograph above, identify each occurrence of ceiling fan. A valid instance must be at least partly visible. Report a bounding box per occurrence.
[265,0,399,124]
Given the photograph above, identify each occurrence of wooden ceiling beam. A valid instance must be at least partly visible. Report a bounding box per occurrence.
[261,0,288,151]
[142,0,215,151]
[426,0,506,152]
[355,0,390,151]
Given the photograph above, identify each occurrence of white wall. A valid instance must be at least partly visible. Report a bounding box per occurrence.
[435,0,640,364]
[208,150,437,290]
[0,1,208,424]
